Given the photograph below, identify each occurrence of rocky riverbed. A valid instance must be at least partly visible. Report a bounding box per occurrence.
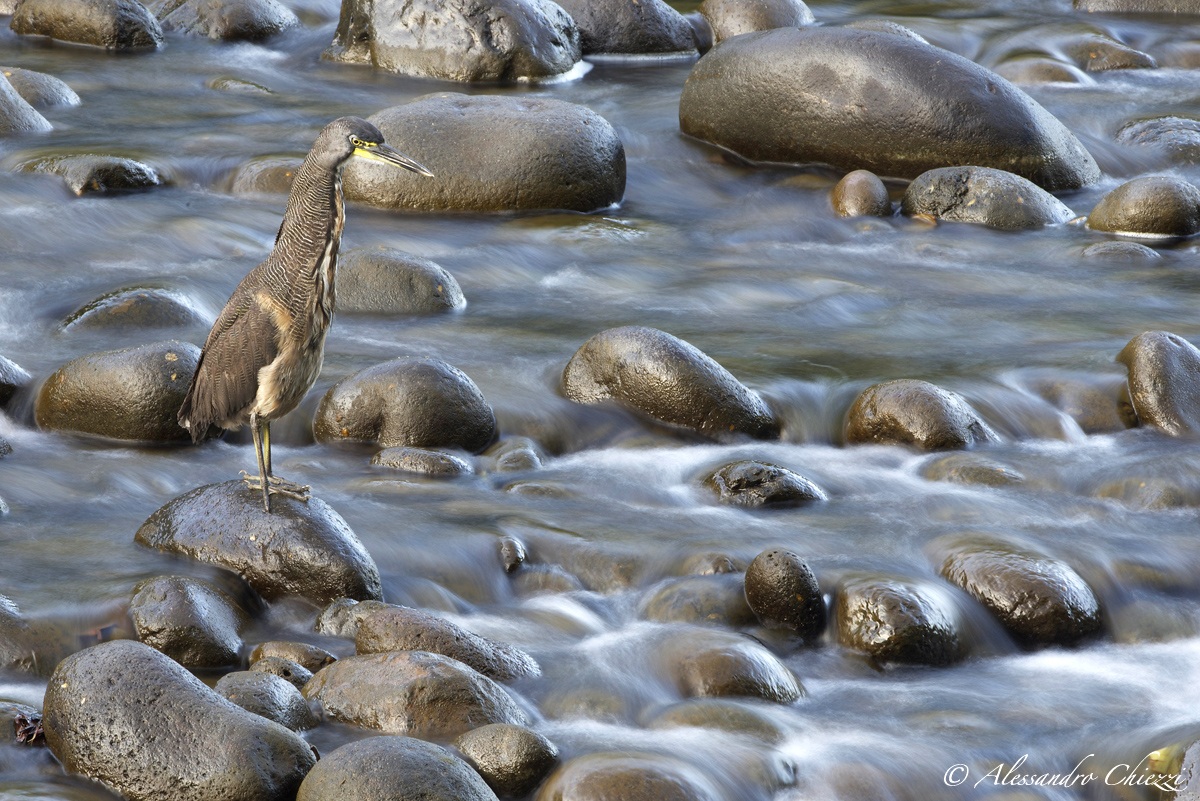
[3,0,1200,798]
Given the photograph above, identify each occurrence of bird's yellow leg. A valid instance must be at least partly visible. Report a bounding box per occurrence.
[247,419,311,502]
[244,412,272,512]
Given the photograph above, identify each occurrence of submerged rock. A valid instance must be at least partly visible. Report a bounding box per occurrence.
[1024,371,1137,434]
[23,154,161,195]
[344,94,625,213]
[62,286,205,331]
[562,326,779,441]
[1117,117,1200,165]
[645,698,787,743]
[229,156,301,195]
[640,573,757,627]
[743,548,825,638]
[10,0,164,49]
[302,650,528,739]
[299,736,499,801]
[1086,176,1200,239]
[679,27,1100,191]
[129,575,247,669]
[698,0,813,44]
[704,460,827,508]
[1118,331,1200,435]
[324,0,580,82]
[1081,240,1162,262]
[835,574,963,665]
[1063,33,1155,71]
[0,354,31,408]
[145,0,297,41]
[314,356,496,453]
[455,723,560,798]
[659,629,804,702]
[933,536,1102,646]
[43,640,316,801]
[831,169,891,218]
[994,56,1092,85]
[845,379,999,450]
[553,0,694,55]
[921,453,1026,487]
[215,671,317,731]
[0,72,50,135]
[35,340,197,442]
[355,605,540,681]
[0,66,80,108]
[338,248,465,315]
[901,166,1075,230]
[536,752,724,801]
[371,446,474,477]
[134,481,383,605]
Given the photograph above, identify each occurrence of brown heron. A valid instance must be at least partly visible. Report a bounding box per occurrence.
[178,116,433,512]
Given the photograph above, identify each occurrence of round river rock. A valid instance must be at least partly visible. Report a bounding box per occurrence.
[62,286,205,331]
[1118,330,1200,435]
[0,71,50,136]
[705,460,827,508]
[679,27,1100,190]
[900,166,1075,230]
[658,629,804,702]
[129,575,247,669]
[536,752,724,801]
[562,326,779,442]
[835,574,963,665]
[299,736,499,801]
[743,548,825,638]
[698,0,813,44]
[344,93,625,213]
[144,0,297,40]
[215,670,317,731]
[1,66,80,108]
[338,248,465,315]
[250,655,314,689]
[831,169,891,218]
[10,0,164,49]
[23,154,161,195]
[135,480,383,605]
[1086,175,1200,239]
[455,723,560,798]
[552,0,694,55]
[43,640,316,801]
[844,379,999,450]
[250,640,336,673]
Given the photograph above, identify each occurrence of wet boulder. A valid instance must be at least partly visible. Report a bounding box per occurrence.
[250,655,314,689]
[901,166,1075,230]
[229,156,301,195]
[134,480,383,604]
[644,698,786,743]
[1074,0,1200,12]
[23,154,161,195]
[338,248,465,315]
[1118,331,1200,435]
[371,446,474,477]
[355,605,540,681]
[250,640,336,673]
[679,27,1100,191]
[1063,34,1155,71]
[215,671,317,731]
[0,354,31,408]
[536,752,724,801]
[455,723,559,798]
[553,0,693,55]
[920,453,1025,487]
[0,72,50,135]
[844,379,999,450]
[315,597,391,639]
[43,640,317,801]
[10,0,164,49]
[698,0,813,44]
[1117,117,1200,165]
[0,67,79,108]
[128,575,247,669]
[562,326,779,441]
[743,548,825,638]
[993,56,1092,85]
[145,0,297,41]
[1081,240,1162,261]
[659,629,804,702]
[35,340,197,442]
[344,94,625,213]
[0,597,36,672]
[314,356,496,453]
[302,651,528,739]
[831,169,891,218]
[324,0,580,82]
[61,286,206,331]
[1086,176,1200,239]
[704,460,827,507]
[1024,371,1136,434]
[933,536,1102,646]
[640,574,757,627]
[835,574,963,665]
[299,736,498,801]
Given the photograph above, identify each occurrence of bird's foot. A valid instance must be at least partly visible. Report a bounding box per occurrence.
[240,471,311,502]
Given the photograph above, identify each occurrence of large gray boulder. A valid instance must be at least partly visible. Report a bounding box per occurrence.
[10,0,164,49]
[0,66,80,108]
[679,27,1100,191]
[552,0,694,55]
[324,0,580,82]
[562,326,779,442]
[298,736,499,801]
[343,94,625,213]
[338,248,465,315]
[1118,331,1200,435]
[0,72,51,135]
[145,0,297,40]
[134,480,383,605]
[43,640,316,801]
[129,575,247,669]
[845,379,999,450]
[901,166,1075,230]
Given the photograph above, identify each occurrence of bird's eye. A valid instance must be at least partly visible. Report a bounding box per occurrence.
[350,136,365,147]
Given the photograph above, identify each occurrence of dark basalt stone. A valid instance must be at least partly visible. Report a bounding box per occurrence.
[835,574,963,665]
[679,27,1100,191]
[831,169,891,218]
[344,94,625,213]
[144,0,297,41]
[705,460,827,508]
[1118,331,1200,435]
[338,248,465,315]
[1087,176,1200,239]
[298,736,499,801]
[743,548,824,638]
[43,640,316,801]
[0,66,80,108]
[845,379,999,450]
[215,671,317,731]
[314,356,496,453]
[129,575,247,669]
[698,0,812,44]
[61,287,205,331]
[0,354,31,408]
[455,723,560,798]
[562,326,778,442]
[901,166,1075,230]
[302,650,528,739]
[324,0,580,82]
[553,0,694,55]
[10,0,164,49]
[134,481,383,605]
[23,155,161,195]
[35,340,198,442]
[0,71,50,135]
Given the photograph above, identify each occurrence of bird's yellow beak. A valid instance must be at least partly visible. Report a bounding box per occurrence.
[353,143,434,177]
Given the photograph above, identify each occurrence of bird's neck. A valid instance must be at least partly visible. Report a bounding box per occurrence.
[273,156,345,328]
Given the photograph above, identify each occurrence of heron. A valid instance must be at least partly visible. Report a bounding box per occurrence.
[178,116,433,512]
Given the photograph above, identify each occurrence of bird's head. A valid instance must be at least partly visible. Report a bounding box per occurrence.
[316,116,434,177]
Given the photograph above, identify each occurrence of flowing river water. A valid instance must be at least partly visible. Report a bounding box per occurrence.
[3,0,1200,798]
